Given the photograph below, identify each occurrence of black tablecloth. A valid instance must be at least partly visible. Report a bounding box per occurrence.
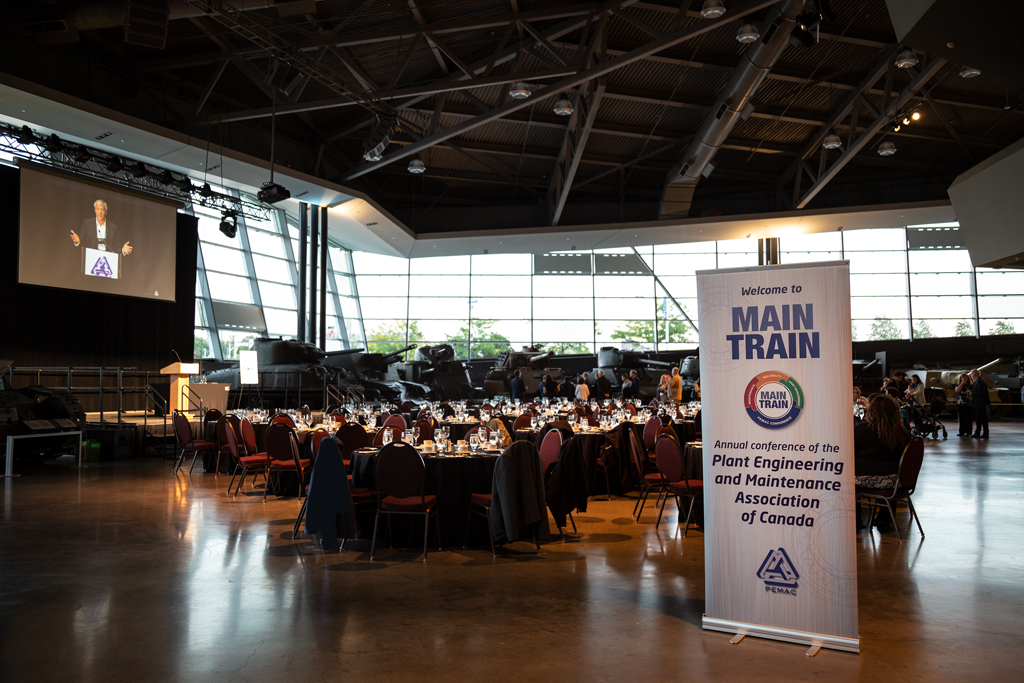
[673,420,697,443]
[683,442,703,481]
[439,421,484,443]
[349,449,498,547]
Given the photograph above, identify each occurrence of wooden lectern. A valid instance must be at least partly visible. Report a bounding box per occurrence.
[160,362,200,413]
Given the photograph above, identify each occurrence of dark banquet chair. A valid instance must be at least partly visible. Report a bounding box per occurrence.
[264,424,311,501]
[229,418,271,496]
[370,442,441,563]
[856,437,925,542]
[172,410,219,474]
[653,434,703,535]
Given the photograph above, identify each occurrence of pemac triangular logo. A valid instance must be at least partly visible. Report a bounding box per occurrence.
[757,547,799,588]
[90,257,114,278]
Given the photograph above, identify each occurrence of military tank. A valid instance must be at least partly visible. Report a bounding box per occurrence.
[324,344,431,404]
[592,347,673,400]
[896,358,1011,407]
[206,338,365,408]
[393,344,475,400]
[483,346,566,398]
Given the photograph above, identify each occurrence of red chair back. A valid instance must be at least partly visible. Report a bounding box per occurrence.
[224,422,241,462]
[539,430,562,474]
[655,435,684,482]
[265,424,294,462]
[642,417,661,450]
[649,399,659,408]
[896,438,925,495]
[240,418,259,454]
[375,442,425,499]
[383,414,407,431]
[271,414,295,428]
[413,420,434,445]
[513,414,533,431]
[657,425,676,440]
[312,429,331,456]
[335,423,369,459]
[627,429,647,479]
[373,425,404,447]
[623,403,637,417]
[416,408,432,422]
[172,411,194,446]
[585,414,598,427]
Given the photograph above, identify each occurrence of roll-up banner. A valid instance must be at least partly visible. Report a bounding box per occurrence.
[696,261,858,653]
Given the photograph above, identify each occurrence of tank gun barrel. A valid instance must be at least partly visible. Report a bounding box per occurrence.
[639,358,672,368]
[978,358,1002,373]
[323,348,365,356]
[381,345,417,363]
[528,352,552,364]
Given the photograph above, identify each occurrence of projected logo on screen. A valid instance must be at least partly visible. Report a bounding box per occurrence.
[90,256,114,278]
[757,547,799,593]
[744,371,803,429]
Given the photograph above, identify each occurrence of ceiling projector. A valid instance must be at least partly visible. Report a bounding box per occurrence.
[257,181,291,204]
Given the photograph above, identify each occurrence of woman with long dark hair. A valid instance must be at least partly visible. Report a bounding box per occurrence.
[855,395,912,531]
[954,372,973,437]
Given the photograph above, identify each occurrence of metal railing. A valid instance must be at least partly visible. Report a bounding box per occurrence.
[181,383,204,417]
[5,366,163,424]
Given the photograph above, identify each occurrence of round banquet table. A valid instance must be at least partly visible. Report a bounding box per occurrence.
[349,448,498,547]
[438,421,484,443]
[672,420,697,443]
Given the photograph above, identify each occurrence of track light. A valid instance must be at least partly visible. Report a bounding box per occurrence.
[129,161,150,178]
[157,169,175,185]
[960,65,981,79]
[176,175,193,192]
[17,126,36,145]
[903,116,911,125]
[895,48,918,69]
[219,210,238,239]
[796,11,823,31]
[700,0,726,19]
[407,156,425,174]
[822,133,841,149]
[911,111,921,121]
[877,141,897,156]
[736,23,759,43]
[44,134,65,154]
[74,147,92,163]
[553,97,573,115]
[105,156,124,173]
[508,82,531,99]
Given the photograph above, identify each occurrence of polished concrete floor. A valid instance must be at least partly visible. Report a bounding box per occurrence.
[2,423,1022,682]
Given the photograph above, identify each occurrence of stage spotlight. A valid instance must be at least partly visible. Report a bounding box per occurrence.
[44,134,65,154]
[17,126,36,145]
[74,147,92,163]
[129,162,150,179]
[157,169,175,186]
[175,175,193,192]
[105,156,124,173]
[911,111,921,120]
[219,210,238,238]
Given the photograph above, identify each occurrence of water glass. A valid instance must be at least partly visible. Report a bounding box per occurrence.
[382,428,393,446]
[405,429,414,444]
[469,434,479,451]
[489,430,499,449]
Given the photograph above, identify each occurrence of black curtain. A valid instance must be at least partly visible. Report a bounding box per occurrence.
[0,164,198,370]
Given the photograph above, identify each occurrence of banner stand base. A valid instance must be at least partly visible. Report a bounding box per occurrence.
[703,615,860,654]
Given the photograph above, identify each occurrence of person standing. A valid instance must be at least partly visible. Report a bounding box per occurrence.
[509,370,526,402]
[538,374,555,401]
[575,376,590,402]
[905,374,926,407]
[71,199,133,256]
[620,374,632,398]
[970,368,990,439]
[668,367,683,404]
[954,372,974,437]
[595,370,612,400]
[628,370,640,399]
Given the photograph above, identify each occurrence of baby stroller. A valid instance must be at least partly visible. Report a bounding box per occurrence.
[902,399,948,440]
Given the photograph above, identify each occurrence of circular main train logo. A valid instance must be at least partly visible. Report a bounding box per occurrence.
[744,371,804,429]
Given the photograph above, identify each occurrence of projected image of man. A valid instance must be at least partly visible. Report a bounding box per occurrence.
[70,200,133,256]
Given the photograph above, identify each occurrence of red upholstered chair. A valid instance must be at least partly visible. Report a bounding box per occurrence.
[539,429,562,476]
[291,435,377,540]
[513,414,533,431]
[311,429,332,458]
[413,420,434,445]
[622,403,638,417]
[654,434,703,535]
[642,416,662,454]
[416,407,432,422]
[300,405,312,422]
[172,411,219,474]
[656,425,677,441]
[373,425,404,447]
[329,412,347,425]
[464,441,544,558]
[231,418,271,496]
[335,423,368,464]
[383,413,407,431]
[264,424,311,501]
[399,401,416,413]
[465,426,489,444]
[438,403,456,418]
[857,438,925,542]
[325,403,341,415]
[629,429,666,521]
[584,413,598,427]
[271,413,296,428]
[370,442,441,562]
[648,399,660,409]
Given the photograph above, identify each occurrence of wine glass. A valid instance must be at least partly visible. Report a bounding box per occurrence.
[382,428,393,446]
[469,433,479,452]
[489,430,499,449]
[568,412,576,429]
[412,426,420,444]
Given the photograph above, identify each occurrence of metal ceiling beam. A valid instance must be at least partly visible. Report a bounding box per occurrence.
[344,0,778,179]
[142,3,619,71]
[793,57,946,209]
[551,80,608,225]
[175,66,575,126]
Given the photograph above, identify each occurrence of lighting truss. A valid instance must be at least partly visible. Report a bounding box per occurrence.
[0,121,273,221]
